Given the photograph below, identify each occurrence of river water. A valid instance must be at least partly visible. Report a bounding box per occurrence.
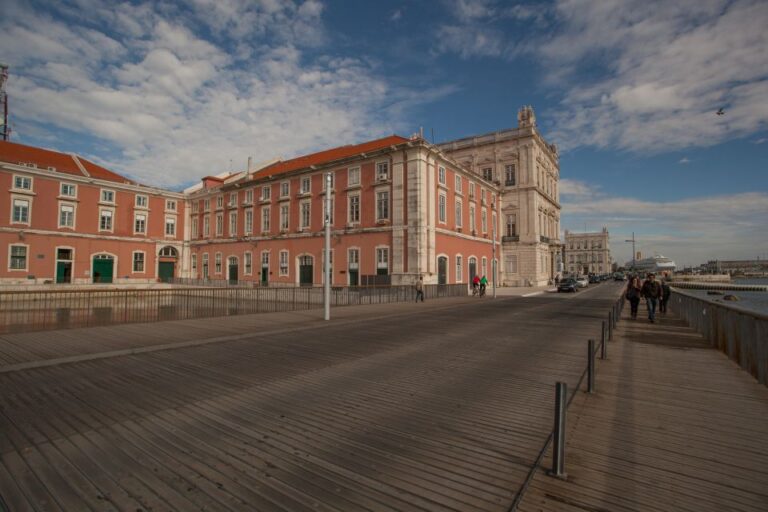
[683,277,768,315]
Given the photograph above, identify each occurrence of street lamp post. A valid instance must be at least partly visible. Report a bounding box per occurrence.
[324,172,331,321]
[624,232,636,271]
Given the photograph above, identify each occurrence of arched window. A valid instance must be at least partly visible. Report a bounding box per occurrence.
[159,246,178,258]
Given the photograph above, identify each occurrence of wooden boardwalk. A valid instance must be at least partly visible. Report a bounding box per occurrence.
[517,302,768,512]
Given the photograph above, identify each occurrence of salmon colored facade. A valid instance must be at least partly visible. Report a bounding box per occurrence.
[0,141,185,284]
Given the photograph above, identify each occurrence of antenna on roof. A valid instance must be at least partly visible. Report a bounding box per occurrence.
[0,63,10,141]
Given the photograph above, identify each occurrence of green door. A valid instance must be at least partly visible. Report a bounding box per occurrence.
[229,263,238,284]
[56,261,72,283]
[299,256,313,286]
[348,269,358,286]
[260,267,268,286]
[158,261,175,283]
[92,257,114,283]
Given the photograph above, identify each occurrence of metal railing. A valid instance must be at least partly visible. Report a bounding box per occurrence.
[672,289,768,386]
[0,284,468,334]
[509,292,624,510]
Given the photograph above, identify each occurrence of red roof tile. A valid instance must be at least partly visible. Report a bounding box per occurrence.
[257,135,409,179]
[0,140,134,184]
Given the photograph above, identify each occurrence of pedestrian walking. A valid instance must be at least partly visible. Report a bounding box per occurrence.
[641,273,662,323]
[554,274,560,286]
[415,275,425,302]
[625,276,641,319]
[659,278,671,314]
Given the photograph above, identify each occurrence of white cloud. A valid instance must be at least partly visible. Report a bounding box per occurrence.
[542,0,768,152]
[678,157,691,164]
[754,137,768,144]
[560,178,598,197]
[1,0,449,188]
[563,190,768,264]
[390,9,402,21]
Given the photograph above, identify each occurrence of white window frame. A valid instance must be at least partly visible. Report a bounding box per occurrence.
[438,193,446,224]
[261,206,271,232]
[229,211,237,237]
[438,165,446,185]
[482,257,488,277]
[202,253,209,278]
[191,217,198,238]
[244,251,253,275]
[261,185,271,201]
[166,199,177,211]
[99,208,114,232]
[215,213,223,236]
[456,254,463,282]
[135,194,148,208]
[481,209,488,233]
[58,203,75,229]
[60,183,77,198]
[244,208,253,235]
[101,189,115,203]
[323,198,334,226]
[191,253,198,275]
[165,217,176,237]
[228,192,237,207]
[13,175,32,191]
[215,252,222,274]
[244,189,253,204]
[204,198,210,211]
[300,200,311,229]
[280,181,290,198]
[11,197,31,225]
[279,250,289,276]
[132,251,146,273]
[216,195,223,209]
[348,167,360,187]
[203,216,210,236]
[455,199,462,228]
[376,161,389,181]
[376,189,390,222]
[8,244,29,271]
[280,204,289,231]
[455,174,462,193]
[469,182,475,200]
[376,246,389,271]
[469,205,475,234]
[348,193,360,224]
[300,176,311,194]
[348,248,359,269]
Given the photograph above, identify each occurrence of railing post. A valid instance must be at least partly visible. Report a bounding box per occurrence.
[608,312,613,341]
[549,381,567,479]
[601,321,607,359]
[588,339,596,393]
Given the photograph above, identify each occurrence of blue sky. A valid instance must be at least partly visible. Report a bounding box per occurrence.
[2,0,767,266]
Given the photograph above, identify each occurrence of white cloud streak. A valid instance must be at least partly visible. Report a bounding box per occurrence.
[1,0,447,188]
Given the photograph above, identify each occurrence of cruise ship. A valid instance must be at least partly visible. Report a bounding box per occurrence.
[625,254,677,273]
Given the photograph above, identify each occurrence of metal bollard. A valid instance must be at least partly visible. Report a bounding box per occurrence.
[608,312,613,340]
[588,339,596,393]
[549,381,568,478]
[600,322,607,359]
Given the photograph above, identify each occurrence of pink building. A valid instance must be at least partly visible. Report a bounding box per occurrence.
[0,141,185,284]
[185,135,500,286]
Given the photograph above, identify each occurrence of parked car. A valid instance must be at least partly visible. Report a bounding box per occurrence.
[576,276,589,288]
[589,275,600,284]
[614,273,625,281]
[558,278,579,293]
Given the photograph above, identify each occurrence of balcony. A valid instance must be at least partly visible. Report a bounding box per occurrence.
[504,180,516,187]
[502,235,519,242]
[540,235,550,243]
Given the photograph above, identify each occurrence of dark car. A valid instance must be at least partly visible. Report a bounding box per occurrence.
[558,278,578,293]
[589,275,600,284]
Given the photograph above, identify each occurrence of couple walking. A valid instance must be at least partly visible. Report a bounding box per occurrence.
[625,273,671,323]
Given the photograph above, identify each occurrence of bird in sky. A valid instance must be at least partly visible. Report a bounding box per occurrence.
[716,108,725,116]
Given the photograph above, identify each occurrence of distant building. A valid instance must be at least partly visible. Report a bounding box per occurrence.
[564,228,611,275]
[704,259,768,274]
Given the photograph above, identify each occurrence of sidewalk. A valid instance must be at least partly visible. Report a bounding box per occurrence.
[517,301,768,511]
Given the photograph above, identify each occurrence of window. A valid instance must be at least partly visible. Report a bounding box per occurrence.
[215,214,223,235]
[455,200,462,227]
[203,216,210,236]
[348,194,360,224]
[456,255,463,282]
[192,201,199,213]
[135,195,148,208]
[322,172,334,191]
[376,190,389,221]
[9,245,27,270]
[438,193,446,223]
[245,209,253,234]
[279,250,289,276]
[455,175,462,193]
[191,254,197,273]
[11,198,29,224]
[166,199,177,211]
[99,209,113,231]
[438,166,446,184]
[228,193,237,207]
[215,252,222,274]
[191,217,198,237]
[133,252,145,272]
[505,255,518,274]
[469,205,475,233]
[61,183,76,197]
[261,185,271,201]
[165,217,176,236]
[216,196,223,209]
[506,214,517,236]
[204,198,210,211]
[323,199,334,226]
[280,181,290,197]
[505,164,516,186]
[133,213,147,234]
[481,209,487,233]
[101,189,115,203]
[261,206,271,232]
[348,248,359,268]
[483,168,493,181]
[492,212,497,238]
[280,204,289,231]
[300,177,311,194]
[376,161,389,181]
[14,176,32,190]
[229,211,237,236]
[244,252,253,275]
[469,182,475,199]
[376,247,389,271]
[202,253,209,278]
[348,167,360,186]
[244,189,253,204]
[482,256,487,277]
[300,201,311,228]
[261,251,269,268]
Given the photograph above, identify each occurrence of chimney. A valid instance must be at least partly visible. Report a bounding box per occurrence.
[247,156,252,173]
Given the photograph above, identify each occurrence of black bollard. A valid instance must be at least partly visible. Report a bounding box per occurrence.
[588,339,596,393]
[549,381,567,478]
[600,322,607,359]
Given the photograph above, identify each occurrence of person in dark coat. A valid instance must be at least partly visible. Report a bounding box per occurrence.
[659,279,671,314]
[641,273,662,323]
[415,275,425,302]
[625,276,642,319]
